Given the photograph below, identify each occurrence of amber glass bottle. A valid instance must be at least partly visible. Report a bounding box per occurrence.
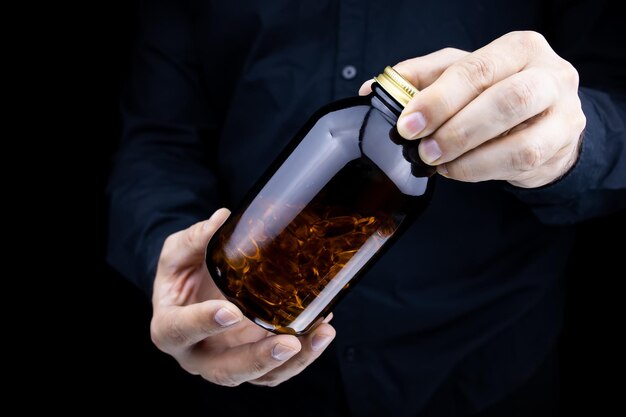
[206,67,435,334]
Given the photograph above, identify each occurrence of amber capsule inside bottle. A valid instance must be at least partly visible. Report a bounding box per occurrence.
[206,67,435,334]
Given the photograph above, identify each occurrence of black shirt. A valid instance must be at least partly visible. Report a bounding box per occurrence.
[107,1,626,415]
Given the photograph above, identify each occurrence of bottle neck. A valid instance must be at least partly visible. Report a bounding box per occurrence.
[371,82,405,124]
[371,82,436,178]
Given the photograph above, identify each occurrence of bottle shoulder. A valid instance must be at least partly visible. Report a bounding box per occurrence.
[293,94,432,198]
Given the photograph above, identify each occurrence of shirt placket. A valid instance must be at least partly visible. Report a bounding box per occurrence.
[333,0,368,99]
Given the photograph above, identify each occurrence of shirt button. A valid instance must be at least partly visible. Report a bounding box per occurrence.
[341,65,357,80]
[344,346,357,362]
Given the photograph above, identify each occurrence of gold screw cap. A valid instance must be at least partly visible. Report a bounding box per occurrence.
[374,66,418,107]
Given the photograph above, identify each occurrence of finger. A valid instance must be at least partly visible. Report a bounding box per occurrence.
[358,48,469,96]
[398,31,548,140]
[152,299,243,350]
[193,335,302,387]
[158,208,231,270]
[419,67,558,165]
[358,79,375,96]
[437,113,566,183]
[249,323,336,387]
[394,48,470,90]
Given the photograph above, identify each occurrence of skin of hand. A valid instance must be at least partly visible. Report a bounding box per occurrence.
[361,31,586,188]
[150,208,336,387]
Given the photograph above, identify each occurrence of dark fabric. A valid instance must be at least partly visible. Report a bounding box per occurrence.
[107,1,626,416]
[420,346,560,417]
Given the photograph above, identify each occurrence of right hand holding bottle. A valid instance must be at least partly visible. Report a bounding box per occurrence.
[150,208,336,386]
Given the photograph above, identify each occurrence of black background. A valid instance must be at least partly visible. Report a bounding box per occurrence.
[86,2,625,414]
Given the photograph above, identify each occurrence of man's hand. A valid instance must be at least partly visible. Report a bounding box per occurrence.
[361,31,586,188]
[150,208,336,387]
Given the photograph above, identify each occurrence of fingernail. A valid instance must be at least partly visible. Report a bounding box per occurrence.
[437,164,449,175]
[419,138,443,163]
[272,343,298,361]
[399,112,426,138]
[311,333,333,351]
[214,307,241,327]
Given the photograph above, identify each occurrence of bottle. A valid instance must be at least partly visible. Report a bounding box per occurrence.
[206,67,435,334]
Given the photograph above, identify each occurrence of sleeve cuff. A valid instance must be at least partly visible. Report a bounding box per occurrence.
[506,88,607,207]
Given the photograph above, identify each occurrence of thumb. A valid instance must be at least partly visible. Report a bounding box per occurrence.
[159,208,231,270]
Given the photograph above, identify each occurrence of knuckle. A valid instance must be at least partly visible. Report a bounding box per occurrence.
[293,355,311,369]
[431,89,455,117]
[457,55,496,91]
[250,358,268,375]
[444,124,471,151]
[164,315,190,346]
[523,30,546,45]
[441,47,464,58]
[559,59,580,89]
[198,322,218,340]
[513,142,544,171]
[189,306,214,336]
[150,314,187,352]
[510,30,547,50]
[208,368,241,387]
[497,80,535,119]
[449,161,476,182]
[567,97,586,134]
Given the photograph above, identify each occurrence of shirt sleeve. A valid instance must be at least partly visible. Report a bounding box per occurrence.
[507,88,626,225]
[107,0,220,294]
[507,0,626,225]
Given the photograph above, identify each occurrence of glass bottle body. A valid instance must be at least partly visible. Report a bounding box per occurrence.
[206,84,434,334]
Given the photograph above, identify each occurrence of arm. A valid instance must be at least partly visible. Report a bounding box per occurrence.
[107,0,335,386]
[107,0,219,294]
[359,3,625,225]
